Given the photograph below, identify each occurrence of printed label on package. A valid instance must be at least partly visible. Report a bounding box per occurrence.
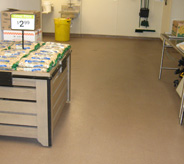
[11,14,35,30]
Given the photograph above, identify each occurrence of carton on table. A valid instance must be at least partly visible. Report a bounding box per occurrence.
[1,9,41,30]
[172,20,184,37]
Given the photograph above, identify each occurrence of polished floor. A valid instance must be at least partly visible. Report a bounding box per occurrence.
[0,36,184,164]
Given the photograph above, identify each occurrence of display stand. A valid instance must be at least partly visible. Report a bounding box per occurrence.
[159,33,184,125]
[0,50,71,146]
[0,14,72,146]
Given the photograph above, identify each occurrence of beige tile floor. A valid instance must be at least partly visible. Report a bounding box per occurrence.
[0,36,184,164]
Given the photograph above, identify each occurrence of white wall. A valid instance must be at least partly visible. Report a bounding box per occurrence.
[1,0,183,38]
[170,0,184,31]
[161,0,172,33]
[42,0,164,38]
[161,0,184,34]
[0,0,41,39]
[42,0,81,33]
[81,0,117,35]
[16,0,41,11]
[0,0,17,39]
[116,0,163,37]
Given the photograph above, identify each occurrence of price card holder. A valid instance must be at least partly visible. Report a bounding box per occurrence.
[11,14,35,49]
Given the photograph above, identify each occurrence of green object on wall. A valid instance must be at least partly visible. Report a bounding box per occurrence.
[135,0,155,33]
[141,20,149,27]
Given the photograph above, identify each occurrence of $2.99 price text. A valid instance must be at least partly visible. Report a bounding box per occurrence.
[17,20,30,28]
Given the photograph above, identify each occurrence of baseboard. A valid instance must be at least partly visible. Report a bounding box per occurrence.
[43,32,55,37]
[43,32,160,40]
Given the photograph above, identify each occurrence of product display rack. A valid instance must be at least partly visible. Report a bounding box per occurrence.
[0,49,71,147]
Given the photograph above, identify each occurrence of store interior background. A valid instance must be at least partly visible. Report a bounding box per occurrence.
[1,1,184,163]
[0,0,184,40]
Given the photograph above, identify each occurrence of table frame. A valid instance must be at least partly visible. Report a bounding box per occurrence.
[0,50,71,146]
[159,34,184,124]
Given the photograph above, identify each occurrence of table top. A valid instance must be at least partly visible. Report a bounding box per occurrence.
[0,49,71,79]
[161,33,184,56]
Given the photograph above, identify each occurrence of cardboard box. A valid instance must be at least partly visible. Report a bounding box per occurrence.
[1,9,41,30]
[172,20,184,37]
[3,29,42,42]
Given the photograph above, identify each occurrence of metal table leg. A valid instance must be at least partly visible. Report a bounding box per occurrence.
[67,52,71,102]
[159,39,166,80]
[179,77,184,125]
[179,98,184,125]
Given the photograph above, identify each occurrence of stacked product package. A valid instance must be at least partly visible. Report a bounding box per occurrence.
[0,49,30,70]
[17,42,70,72]
[0,41,14,51]
[0,41,40,71]
[0,41,71,72]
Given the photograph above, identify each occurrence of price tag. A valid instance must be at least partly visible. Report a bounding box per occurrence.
[11,14,35,30]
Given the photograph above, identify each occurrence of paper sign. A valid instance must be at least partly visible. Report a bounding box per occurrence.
[11,14,35,30]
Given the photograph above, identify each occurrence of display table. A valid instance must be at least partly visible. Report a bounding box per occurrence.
[159,34,184,124]
[0,49,71,147]
[159,33,184,79]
